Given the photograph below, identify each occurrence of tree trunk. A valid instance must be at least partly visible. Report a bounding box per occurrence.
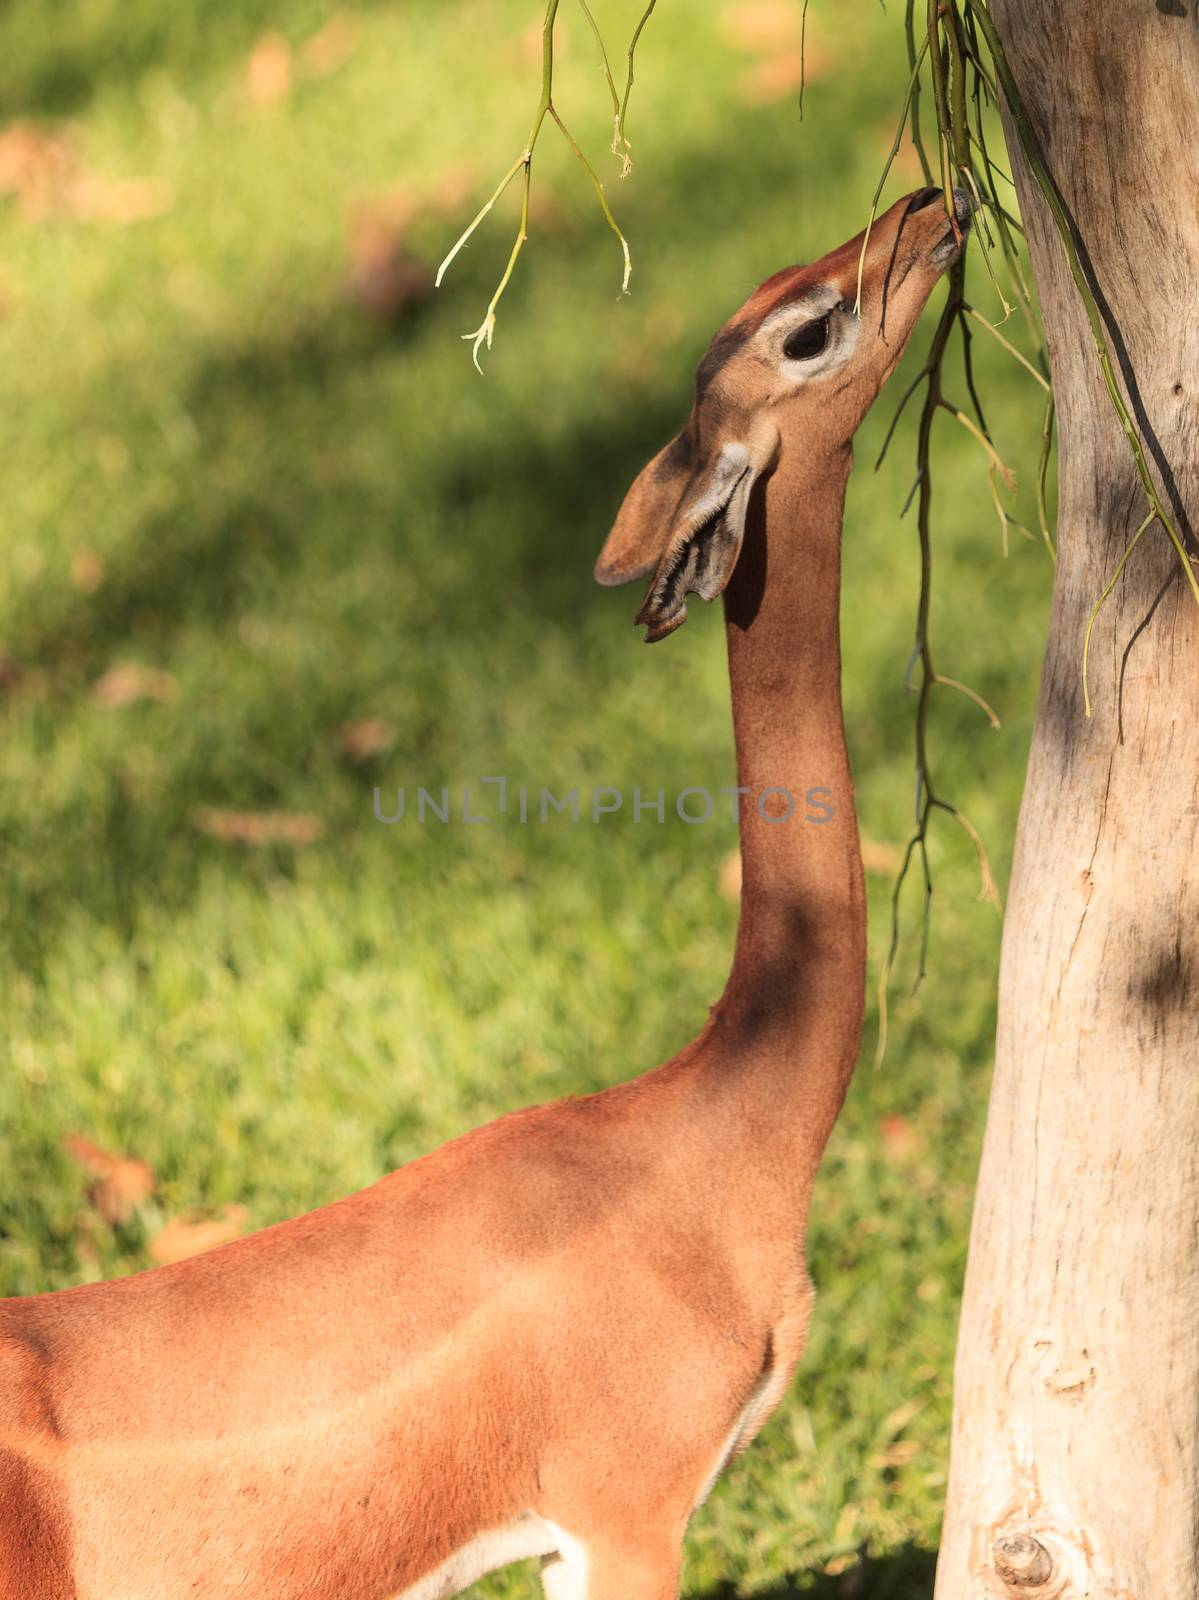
[934,5,1199,1597]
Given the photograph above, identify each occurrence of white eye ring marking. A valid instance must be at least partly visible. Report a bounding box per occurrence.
[758,290,859,385]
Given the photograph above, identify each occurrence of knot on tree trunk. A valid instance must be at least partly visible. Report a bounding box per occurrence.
[993,1532,1055,1590]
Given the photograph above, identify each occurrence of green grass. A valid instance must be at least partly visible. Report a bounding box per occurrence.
[0,1,1053,1593]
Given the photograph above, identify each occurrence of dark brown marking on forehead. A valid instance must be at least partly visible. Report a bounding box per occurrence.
[740,263,809,327]
[691,266,807,403]
[686,200,905,409]
[692,256,841,401]
[737,230,871,330]
[694,323,755,404]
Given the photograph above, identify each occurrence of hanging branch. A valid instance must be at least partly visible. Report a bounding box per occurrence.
[574,0,625,157]
[436,0,656,369]
[869,0,1199,1051]
[960,0,1199,695]
[872,0,1032,1058]
[875,251,1003,1067]
[617,2,659,171]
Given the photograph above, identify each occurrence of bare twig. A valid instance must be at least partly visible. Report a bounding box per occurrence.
[438,0,643,366]
[962,302,1050,390]
[799,0,811,118]
[1036,392,1057,564]
[854,32,932,313]
[573,0,630,170]
[548,106,632,291]
[867,1,1063,1049]
[617,2,660,173]
[939,400,1015,487]
[1082,508,1157,717]
[935,674,1001,729]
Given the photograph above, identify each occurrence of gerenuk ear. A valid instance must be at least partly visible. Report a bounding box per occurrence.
[596,423,780,643]
[594,432,695,590]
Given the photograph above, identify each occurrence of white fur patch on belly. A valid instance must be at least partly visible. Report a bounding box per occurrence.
[391,1516,563,1600]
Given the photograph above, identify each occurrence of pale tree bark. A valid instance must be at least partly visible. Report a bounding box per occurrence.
[934,5,1199,1597]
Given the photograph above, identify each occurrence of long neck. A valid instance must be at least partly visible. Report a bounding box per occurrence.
[696,437,867,1176]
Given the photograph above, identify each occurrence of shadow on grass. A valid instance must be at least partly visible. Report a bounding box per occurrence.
[10,296,673,675]
[1,90,932,974]
[1,288,684,971]
[699,1544,937,1600]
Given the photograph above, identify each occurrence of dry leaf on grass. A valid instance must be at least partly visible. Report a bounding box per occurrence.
[719,0,804,51]
[74,175,174,225]
[192,807,325,846]
[860,836,902,875]
[343,169,475,318]
[337,717,395,760]
[70,549,105,593]
[348,185,421,247]
[301,14,360,78]
[822,1551,860,1580]
[523,182,568,230]
[92,662,178,708]
[149,1205,248,1266]
[720,0,837,107]
[512,16,570,66]
[63,1133,156,1225]
[737,48,832,105]
[423,163,478,220]
[247,33,293,106]
[344,210,435,316]
[0,122,76,217]
[718,849,743,902]
[0,121,173,222]
[878,1112,921,1162]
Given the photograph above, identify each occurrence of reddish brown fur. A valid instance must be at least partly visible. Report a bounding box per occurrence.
[0,190,962,1600]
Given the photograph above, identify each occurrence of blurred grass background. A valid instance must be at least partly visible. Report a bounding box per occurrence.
[0,0,1054,1593]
